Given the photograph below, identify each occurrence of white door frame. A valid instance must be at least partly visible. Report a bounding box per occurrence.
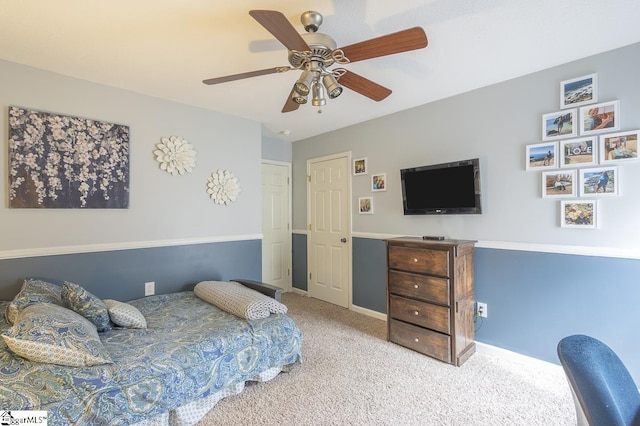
[261,160,292,292]
[306,151,352,308]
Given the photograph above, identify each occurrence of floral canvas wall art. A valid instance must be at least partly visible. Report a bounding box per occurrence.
[8,106,130,208]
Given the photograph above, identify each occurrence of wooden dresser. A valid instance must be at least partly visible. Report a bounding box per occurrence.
[386,237,476,366]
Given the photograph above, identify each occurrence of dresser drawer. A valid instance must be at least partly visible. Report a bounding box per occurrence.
[389,319,451,363]
[388,245,449,276]
[388,270,450,306]
[389,295,450,335]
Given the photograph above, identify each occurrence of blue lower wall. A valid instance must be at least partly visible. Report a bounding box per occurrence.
[292,233,308,291]
[7,235,638,381]
[293,235,640,383]
[0,240,262,301]
[474,248,640,380]
[352,238,387,312]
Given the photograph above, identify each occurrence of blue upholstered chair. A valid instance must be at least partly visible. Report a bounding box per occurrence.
[557,334,640,426]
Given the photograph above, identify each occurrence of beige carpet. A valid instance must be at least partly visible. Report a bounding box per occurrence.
[197,293,575,426]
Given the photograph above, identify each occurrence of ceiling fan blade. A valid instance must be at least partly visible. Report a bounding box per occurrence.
[338,71,392,102]
[202,67,290,85]
[338,27,428,63]
[249,10,310,52]
[281,88,301,113]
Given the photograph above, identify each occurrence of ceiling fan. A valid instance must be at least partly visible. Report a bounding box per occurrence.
[202,10,428,113]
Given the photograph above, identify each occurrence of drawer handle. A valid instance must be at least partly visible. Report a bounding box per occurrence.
[413,284,419,289]
[414,338,419,343]
[412,258,418,263]
[414,310,419,316]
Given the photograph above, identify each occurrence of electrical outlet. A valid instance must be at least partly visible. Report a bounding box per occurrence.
[477,302,488,318]
[145,281,155,296]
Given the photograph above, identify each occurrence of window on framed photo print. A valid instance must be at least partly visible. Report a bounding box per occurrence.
[599,130,639,164]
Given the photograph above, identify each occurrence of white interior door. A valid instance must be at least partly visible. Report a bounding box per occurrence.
[261,161,292,291]
[307,153,351,308]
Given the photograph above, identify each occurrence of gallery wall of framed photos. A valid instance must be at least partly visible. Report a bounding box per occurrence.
[526,72,638,229]
[353,157,388,215]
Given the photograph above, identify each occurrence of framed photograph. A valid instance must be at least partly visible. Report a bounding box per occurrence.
[561,200,598,229]
[542,109,577,140]
[579,166,619,197]
[353,157,367,175]
[579,100,620,135]
[560,73,597,109]
[526,141,558,171]
[371,173,387,191]
[599,130,639,164]
[542,170,577,198]
[559,136,598,168]
[358,197,373,214]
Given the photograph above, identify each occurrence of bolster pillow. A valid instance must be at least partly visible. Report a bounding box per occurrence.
[194,280,287,320]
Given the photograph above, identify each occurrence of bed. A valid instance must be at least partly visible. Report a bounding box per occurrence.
[0,278,303,425]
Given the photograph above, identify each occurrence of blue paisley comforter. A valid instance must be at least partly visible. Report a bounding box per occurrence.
[0,291,302,425]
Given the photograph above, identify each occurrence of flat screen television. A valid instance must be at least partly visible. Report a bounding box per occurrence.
[400,158,482,215]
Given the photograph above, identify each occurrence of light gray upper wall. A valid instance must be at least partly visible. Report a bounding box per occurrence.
[292,43,640,250]
[262,133,292,162]
[0,60,262,252]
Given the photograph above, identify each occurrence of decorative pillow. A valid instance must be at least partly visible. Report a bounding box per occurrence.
[103,299,147,329]
[61,281,112,332]
[5,278,63,325]
[194,280,288,320]
[2,303,113,367]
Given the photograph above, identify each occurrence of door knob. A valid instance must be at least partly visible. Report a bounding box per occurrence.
[340,237,347,243]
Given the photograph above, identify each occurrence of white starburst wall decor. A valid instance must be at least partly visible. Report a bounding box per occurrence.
[207,169,241,205]
[154,136,197,175]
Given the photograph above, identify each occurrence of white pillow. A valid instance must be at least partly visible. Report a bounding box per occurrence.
[103,299,147,329]
[194,281,287,320]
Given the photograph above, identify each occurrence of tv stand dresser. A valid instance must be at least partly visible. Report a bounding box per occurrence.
[386,237,476,366]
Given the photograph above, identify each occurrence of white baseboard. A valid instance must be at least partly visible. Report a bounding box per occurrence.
[291,288,307,296]
[288,290,387,321]
[287,290,562,370]
[475,341,563,372]
[347,310,561,373]
[350,304,387,321]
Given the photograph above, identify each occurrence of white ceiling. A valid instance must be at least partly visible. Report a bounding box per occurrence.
[1,0,639,142]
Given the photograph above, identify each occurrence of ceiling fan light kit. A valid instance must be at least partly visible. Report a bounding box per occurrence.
[202,10,428,113]
[311,82,326,107]
[294,70,313,96]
